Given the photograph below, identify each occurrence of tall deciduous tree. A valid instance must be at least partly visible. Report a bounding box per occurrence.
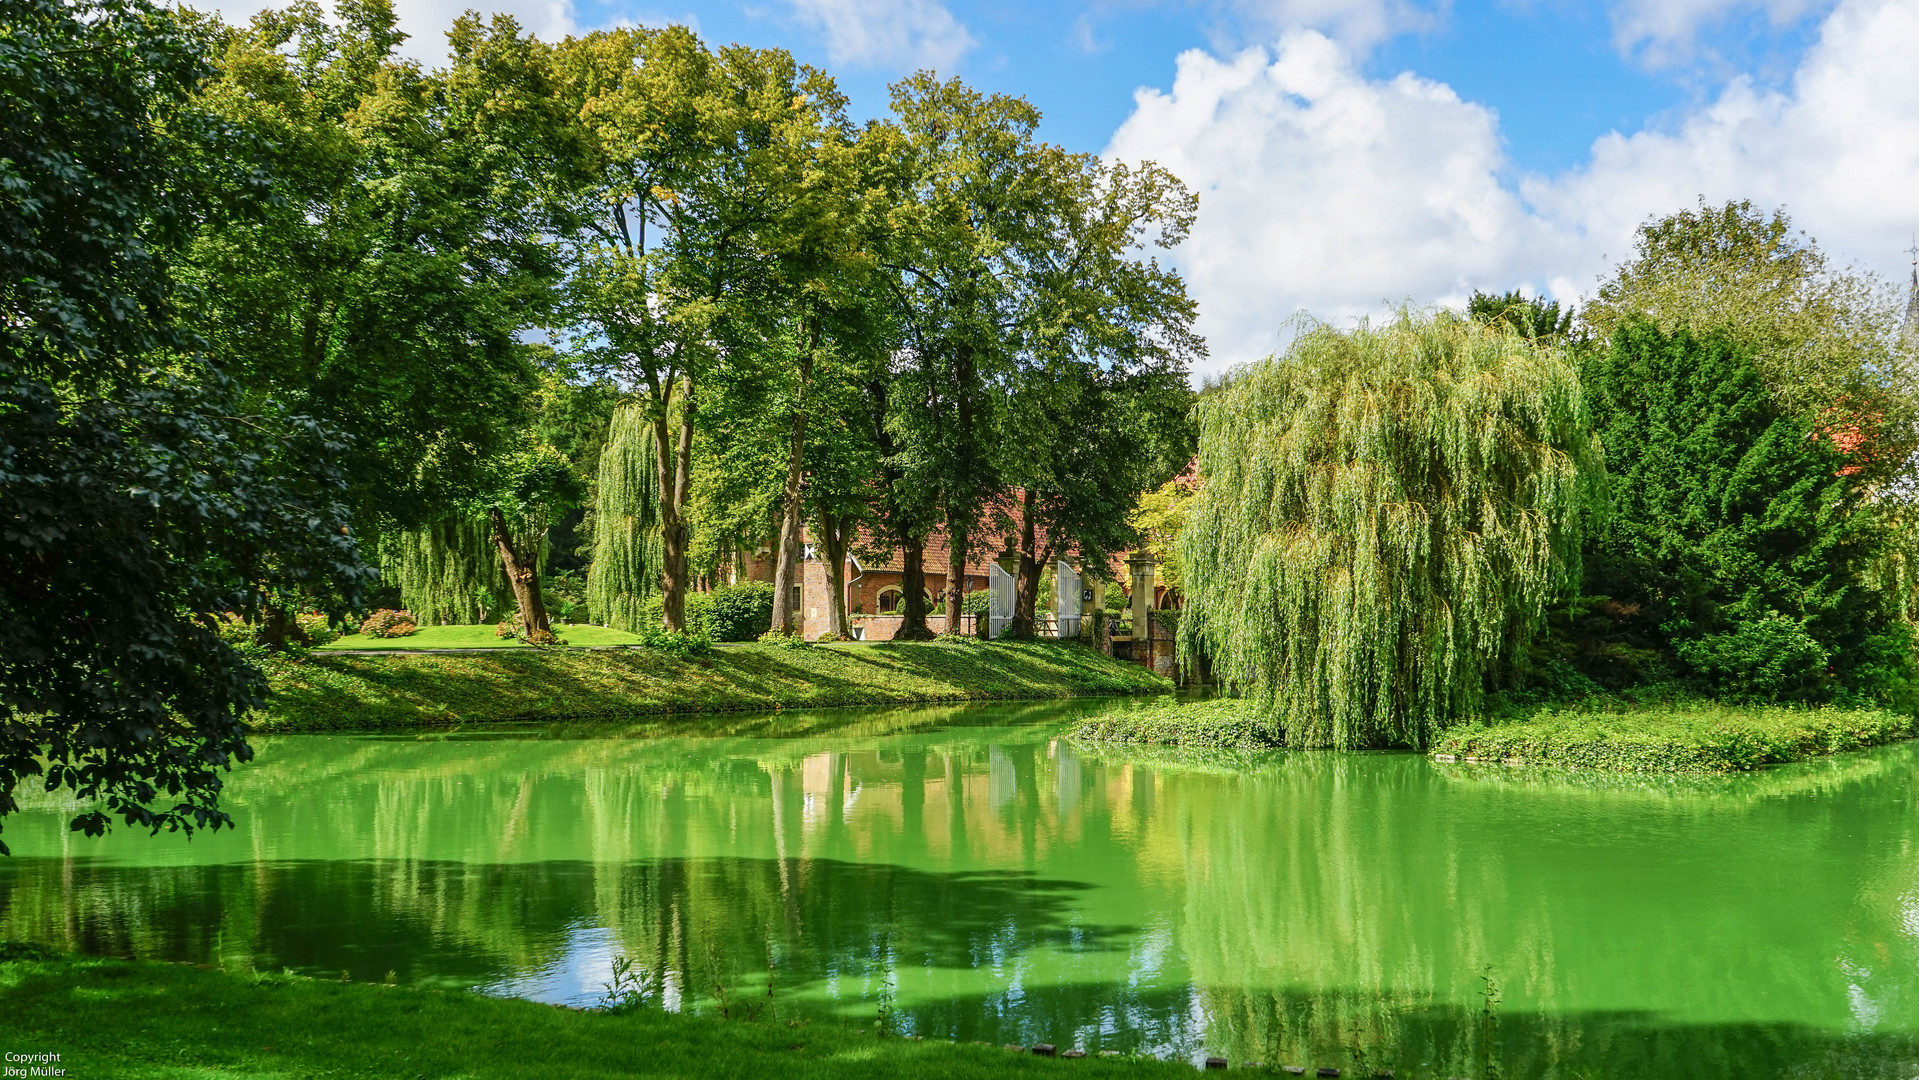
[0,0,368,853]
[552,27,840,632]
[996,151,1202,633]
[184,2,556,541]
[868,77,1047,637]
[1180,313,1602,749]
[1582,199,1915,434]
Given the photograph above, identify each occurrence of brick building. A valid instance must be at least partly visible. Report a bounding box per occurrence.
[740,521,1176,641]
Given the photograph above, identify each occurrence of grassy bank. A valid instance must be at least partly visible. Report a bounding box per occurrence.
[1069,697,1914,773]
[1432,704,1914,773]
[257,638,1170,732]
[0,950,1191,1079]
[319,624,649,650]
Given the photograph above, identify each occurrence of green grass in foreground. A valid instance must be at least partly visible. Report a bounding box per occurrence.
[319,624,648,650]
[0,951,1190,1080]
[1069,697,1915,773]
[258,638,1171,732]
[1432,703,1914,773]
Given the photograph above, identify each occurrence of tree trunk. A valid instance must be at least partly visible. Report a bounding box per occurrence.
[945,339,980,636]
[944,518,969,636]
[897,537,934,640]
[651,381,696,633]
[1011,489,1042,637]
[770,320,817,636]
[489,506,552,643]
[255,603,310,652]
[819,510,850,639]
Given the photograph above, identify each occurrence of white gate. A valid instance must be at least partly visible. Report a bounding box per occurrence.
[988,562,1016,639]
[1055,561,1081,639]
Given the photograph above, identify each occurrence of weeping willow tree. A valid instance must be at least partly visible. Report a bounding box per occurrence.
[1179,312,1604,750]
[381,519,510,626]
[588,403,663,632]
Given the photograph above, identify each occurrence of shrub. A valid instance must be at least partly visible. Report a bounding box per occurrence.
[359,609,417,639]
[293,613,340,647]
[1672,615,1829,702]
[636,627,712,659]
[705,581,774,642]
[636,583,771,641]
[963,589,991,616]
[496,618,517,639]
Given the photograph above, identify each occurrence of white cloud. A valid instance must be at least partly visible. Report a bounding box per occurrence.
[1609,0,1831,67]
[1225,0,1446,54]
[1106,0,1919,378]
[785,0,976,71]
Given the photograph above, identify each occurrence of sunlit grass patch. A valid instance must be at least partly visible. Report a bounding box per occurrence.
[0,955,1197,1080]
[259,639,1171,732]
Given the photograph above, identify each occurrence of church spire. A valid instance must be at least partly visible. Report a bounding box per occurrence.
[1905,237,1919,349]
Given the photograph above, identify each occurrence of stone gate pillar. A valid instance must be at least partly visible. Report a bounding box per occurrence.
[1126,550,1155,640]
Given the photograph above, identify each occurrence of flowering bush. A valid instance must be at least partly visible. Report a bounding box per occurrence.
[295,612,340,646]
[359,609,417,639]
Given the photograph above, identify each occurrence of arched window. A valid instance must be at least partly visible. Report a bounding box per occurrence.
[877,588,901,613]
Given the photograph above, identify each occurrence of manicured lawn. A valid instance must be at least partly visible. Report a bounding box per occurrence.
[259,638,1172,732]
[0,952,1193,1080]
[320,624,647,650]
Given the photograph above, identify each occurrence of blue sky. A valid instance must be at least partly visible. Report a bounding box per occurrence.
[215,0,1919,375]
[550,0,1830,169]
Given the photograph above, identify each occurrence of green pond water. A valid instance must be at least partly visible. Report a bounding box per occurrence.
[4,699,1919,1076]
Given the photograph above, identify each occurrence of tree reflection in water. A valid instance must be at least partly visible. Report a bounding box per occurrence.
[3,700,1918,1076]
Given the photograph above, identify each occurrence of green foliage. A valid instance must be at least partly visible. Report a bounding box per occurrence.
[706,582,776,643]
[1181,312,1602,750]
[588,404,663,633]
[1467,290,1573,342]
[359,610,417,639]
[1574,320,1900,702]
[0,0,370,855]
[963,590,992,617]
[638,582,775,643]
[1581,199,1914,431]
[1434,705,1913,773]
[1130,471,1198,592]
[184,4,558,532]
[759,628,814,649]
[294,613,340,647]
[1070,698,1275,750]
[635,629,714,660]
[382,518,508,626]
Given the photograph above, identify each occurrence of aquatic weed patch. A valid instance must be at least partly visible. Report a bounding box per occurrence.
[1432,705,1913,773]
[1068,698,1277,750]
